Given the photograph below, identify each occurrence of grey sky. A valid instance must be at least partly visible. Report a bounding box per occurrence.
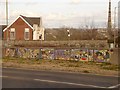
[0,0,119,28]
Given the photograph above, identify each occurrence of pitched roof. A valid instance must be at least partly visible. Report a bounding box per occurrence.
[3,15,41,32]
[20,15,41,27]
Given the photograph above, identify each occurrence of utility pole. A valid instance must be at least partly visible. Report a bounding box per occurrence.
[114,7,117,48]
[6,0,8,25]
[107,0,112,39]
[6,0,9,42]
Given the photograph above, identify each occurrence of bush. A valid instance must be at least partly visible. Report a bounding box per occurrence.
[83,70,90,73]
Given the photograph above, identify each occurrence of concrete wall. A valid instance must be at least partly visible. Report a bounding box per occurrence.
[110,48,119,65]
[3,47,111,62]
[2,40,109,48]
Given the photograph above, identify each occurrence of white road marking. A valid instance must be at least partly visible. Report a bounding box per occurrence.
[2,75,118,89]
[0,76,8,78]
[108,84,120,88]
[2,76,31,81]
[34,79,107,88]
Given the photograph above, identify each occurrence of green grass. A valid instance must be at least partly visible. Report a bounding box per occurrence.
[2,57,120,71]
[101,65,120,71]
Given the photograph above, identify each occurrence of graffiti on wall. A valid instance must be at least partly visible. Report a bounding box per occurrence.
[71,49,94,61]
[88,50,94,61]
[54,49,70,60]
[5,48,39,59]
[4,48,112,62]
[94,50,110,62]
[79,49,88,61]
[29,49,39,59]
[5,48,16,57]
[41,48,54,60]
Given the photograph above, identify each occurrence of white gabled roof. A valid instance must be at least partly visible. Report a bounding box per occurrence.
[3,15,34,32]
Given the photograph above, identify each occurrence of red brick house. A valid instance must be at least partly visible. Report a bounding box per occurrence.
[3,15,45,40]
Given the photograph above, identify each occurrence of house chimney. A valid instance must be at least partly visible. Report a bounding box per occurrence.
[33,24,38,31]
[40,17,42,27]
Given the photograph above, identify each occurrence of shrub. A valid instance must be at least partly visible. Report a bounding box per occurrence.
[83,70,90,73]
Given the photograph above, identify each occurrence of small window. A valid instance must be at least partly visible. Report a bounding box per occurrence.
[10,28,15,40]
[24,28,29,40]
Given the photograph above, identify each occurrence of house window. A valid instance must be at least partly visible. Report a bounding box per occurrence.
[10,28,15,40]
[24,28,29,40]
[39,34,42,40]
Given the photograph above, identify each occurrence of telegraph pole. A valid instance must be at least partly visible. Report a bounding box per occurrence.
[6,0,8,25]
[114,7,117,48]
[6,0,8,41]
[107,0,112,39]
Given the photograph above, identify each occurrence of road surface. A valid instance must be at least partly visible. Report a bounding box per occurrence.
[2,67,120,88]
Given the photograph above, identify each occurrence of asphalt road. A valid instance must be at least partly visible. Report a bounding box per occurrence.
[2,67,120,88]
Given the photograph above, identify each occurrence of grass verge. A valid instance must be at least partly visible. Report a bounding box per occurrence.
[2,57,119,76]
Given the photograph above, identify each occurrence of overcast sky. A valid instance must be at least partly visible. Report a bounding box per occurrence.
[0,0,119,28]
